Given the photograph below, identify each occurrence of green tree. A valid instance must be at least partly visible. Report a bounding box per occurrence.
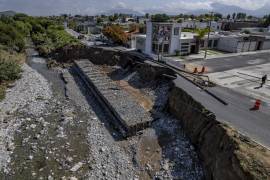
[177,19,183,23]
[97,17,103,24]
[151,14,170,22]
[232,13,236,19]
[0,60,22,83]
[236,13,246,20]
[195,28,209,49]
[108,14,118,22]
[68,20,77,30]
[214,13,222,19]
[263,14,270,26]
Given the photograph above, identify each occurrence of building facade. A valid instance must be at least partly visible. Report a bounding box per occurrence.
[131,21,270,56]
[182,20,222,31]
[145,22,181,55]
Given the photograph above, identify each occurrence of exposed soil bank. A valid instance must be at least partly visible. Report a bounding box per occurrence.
[169,85,270,180]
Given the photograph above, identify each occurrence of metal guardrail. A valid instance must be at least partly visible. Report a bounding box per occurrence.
[149,60,228,106]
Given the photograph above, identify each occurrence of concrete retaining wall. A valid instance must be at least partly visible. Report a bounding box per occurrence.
[74,59,153,137]
[53,45,175,81]
[168,85,270,180]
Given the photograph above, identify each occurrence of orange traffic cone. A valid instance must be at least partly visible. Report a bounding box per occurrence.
[200,66,206,74]
[193,67,198,73]
[250,99,261,111]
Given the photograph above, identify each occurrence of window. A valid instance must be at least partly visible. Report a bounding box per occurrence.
[208,40,213,48]
[213,40,218,47]
[200,40,205,47]
[181,43,189,46]
[174,27,179,35]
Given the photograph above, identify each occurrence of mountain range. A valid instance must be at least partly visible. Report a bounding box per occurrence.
[0,10,16,16]
[106,2,270,17]
[192,3,270,16]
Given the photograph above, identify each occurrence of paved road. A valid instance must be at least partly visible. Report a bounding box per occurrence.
[185,51,270,73]
[174,75,270,149]
[208,63,270,104]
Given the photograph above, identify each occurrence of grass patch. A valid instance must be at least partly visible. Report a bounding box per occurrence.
[0,84,6,101]
[0,50,24,101]
[31,23,81,57]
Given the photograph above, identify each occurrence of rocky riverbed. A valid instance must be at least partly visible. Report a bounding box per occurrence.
[0,47,204,179]
[0,63,52,173]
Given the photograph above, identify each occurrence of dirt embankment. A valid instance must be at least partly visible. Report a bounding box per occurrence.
[168,85,270,180]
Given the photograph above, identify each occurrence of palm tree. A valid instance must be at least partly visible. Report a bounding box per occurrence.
[194,28,208,53]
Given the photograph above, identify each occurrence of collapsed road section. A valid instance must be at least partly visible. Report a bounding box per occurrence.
[74,59,153,137]
[51,45,270,179]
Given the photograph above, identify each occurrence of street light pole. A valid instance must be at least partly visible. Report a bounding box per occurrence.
[157,43,160,61]
[204,12,213,59]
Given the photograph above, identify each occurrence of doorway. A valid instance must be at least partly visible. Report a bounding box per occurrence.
[257,41,263,50]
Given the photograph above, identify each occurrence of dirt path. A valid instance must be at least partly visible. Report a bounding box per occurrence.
[117,80,153,111]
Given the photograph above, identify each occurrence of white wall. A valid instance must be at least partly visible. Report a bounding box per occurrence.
[145,21,153,54]
[131,36,136,49]
[136,37,146,52]
[169,23,181,54]
[262,40,270,50]
[182,21,221,31]
[217,37,238,52]
[236,41,257,52]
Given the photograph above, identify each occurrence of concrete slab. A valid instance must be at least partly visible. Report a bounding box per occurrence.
[185,51,270,73]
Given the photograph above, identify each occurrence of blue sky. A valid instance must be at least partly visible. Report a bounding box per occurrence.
[0,0,269,16]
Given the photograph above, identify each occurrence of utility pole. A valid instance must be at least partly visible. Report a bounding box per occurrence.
[204,11,213,59]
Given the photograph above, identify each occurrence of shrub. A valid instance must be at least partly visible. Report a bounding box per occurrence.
[175,50,180,56]
[151,14,170,22]
[0,19,26,52]
[0,85,6,101]
[0,60,22,83]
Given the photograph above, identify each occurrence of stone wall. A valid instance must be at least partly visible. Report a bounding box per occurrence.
[168,85,270,180]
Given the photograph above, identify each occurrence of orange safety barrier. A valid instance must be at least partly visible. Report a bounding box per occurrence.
[200,66,206,74]
[250,99,261,111]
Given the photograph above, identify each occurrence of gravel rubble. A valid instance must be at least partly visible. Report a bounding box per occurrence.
[0,50,204,180]
[64,69,137,179]
[0,63,52,117]
[0,63,52,172]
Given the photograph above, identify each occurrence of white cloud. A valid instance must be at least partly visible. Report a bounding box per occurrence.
[0,0,269,16]
[165,1,212,11]
[114,1,127,9]
[212,0,268,10]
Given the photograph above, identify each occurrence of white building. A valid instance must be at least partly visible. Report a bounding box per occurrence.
[217,33,270,53]
[145,22,181,55]
[131,21,270,56]
[182,20,222,31]
[131,34,146,52]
